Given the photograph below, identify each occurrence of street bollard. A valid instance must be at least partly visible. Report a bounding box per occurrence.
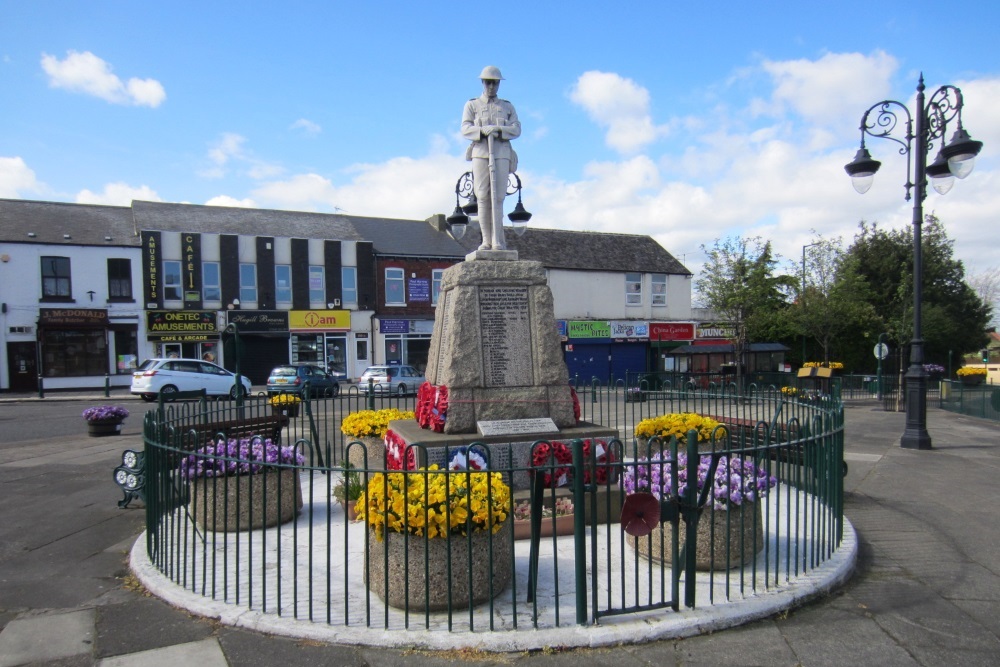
[367,378,375,410]
[38,374,44,399]
[105,373,111,398]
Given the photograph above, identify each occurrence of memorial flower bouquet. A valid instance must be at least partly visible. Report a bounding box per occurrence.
[82,405,130,423]
[530,439,615,488]
[622,452,777,511]
[357,466,510,541]
[178,437,305,479]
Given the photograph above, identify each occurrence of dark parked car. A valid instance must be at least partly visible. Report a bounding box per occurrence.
[266,364,341,398]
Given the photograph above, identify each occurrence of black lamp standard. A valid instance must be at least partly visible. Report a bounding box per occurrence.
[845,75,983,450]
[445,171,532,240]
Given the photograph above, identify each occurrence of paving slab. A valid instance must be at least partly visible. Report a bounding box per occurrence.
[0,609,95,667]
[95,638,228,667]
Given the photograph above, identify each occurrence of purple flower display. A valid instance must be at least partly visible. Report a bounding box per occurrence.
[82,405,130,422]
[622,452,777,511]
[178,437,305,479]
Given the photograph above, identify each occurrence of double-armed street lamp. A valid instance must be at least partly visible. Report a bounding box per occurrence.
[844,75,984,450]
[446,171,532,240]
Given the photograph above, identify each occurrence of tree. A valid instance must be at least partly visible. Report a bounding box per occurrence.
[794,236,877,365]
[843,215,992,369]
[968,267,1000,330]
[695,236,795,389]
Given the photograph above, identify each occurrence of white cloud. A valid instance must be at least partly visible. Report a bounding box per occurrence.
[205,195,257,208]
[290,118,322,135]
[202,133,284,181]
[569,71,669,153]
[0,156,40,197]
[40,50,165,107]
[75,182,161,205]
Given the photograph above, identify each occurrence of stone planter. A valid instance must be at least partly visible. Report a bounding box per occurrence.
[627,502,764,571]
[366,519,512,611]
[346,436,386,472]
[87,419,124,437]
[961,376,985,387]
[189,469,303,532]
[513,514,574,540]
[271,402,300,418]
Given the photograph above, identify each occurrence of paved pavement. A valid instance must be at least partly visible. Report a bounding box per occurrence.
[1,392,999,666]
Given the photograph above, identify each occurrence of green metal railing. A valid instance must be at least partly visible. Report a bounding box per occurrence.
[140,385,844,634]
[939,379,1000,423]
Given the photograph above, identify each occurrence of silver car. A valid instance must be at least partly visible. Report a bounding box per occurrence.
[131,358,252,401]
[357,365,426,396]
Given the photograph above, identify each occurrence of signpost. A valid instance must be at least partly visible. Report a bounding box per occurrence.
[874,336,889,401]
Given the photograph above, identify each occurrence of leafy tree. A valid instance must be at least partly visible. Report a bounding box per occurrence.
[695,236,796,388]
[843,215,992,370]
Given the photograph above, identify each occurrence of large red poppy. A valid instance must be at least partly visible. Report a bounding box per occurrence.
[620,492,660,537]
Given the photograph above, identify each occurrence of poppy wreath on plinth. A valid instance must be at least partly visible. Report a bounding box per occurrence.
[384,429,417,471]
[530,439,615,488]
[570,385,581,423]
[416,382,448,433]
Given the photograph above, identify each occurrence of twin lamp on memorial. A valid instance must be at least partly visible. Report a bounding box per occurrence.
[446,171,532,240]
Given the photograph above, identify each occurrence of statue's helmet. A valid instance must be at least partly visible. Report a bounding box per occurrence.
[479,65,504,81]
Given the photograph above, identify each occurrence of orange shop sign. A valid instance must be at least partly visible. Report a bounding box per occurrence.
[289,310,350,331]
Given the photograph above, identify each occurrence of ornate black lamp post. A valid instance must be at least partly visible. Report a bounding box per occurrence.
[446,171,532,240]
[845,75,983,449]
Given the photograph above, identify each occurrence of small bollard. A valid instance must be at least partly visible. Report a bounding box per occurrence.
[37,374,44,399]
[367,378,375,410]
[105,373,111,398]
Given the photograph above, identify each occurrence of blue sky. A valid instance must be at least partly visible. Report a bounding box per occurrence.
[3,1,999,284]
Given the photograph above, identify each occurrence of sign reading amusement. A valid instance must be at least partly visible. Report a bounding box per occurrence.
[146,310,217,338]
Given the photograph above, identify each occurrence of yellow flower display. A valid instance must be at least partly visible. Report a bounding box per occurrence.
[634,412,723,443]
[357,465,510,541]
[340,408,415,439]
[957,366,988,377]
[781,386,800,396]
[803,361,844,369]
[268,393,302,406]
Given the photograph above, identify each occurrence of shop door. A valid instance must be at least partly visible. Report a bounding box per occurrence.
[565,343,611,385]
[7,342,38,392]
[609,343,649,385]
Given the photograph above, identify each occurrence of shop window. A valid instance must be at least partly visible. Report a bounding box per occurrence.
[342,267,357,306]
[107,258,133,300]
[651,273,666,306]
[275,265,292,305]
[41,256,71,299]
[432,269,444,305]
[203,262,221,301]
[309,265,325,303]
[385,268,405,305]
[625,272,642,305]
[163,261,182,301]
[41,329,107,377]
[239,263,257,303]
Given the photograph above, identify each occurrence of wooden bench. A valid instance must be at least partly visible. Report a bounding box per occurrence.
[180,413,290,448]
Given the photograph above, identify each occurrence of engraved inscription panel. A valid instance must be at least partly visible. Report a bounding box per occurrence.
[478,286,533,387]
[434,290,451,381]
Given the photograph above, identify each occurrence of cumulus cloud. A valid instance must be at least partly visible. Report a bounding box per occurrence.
[569,71,669,153]
[290,118,322,135]
[0,156,40,197]
[205,195,257,208]
[40,50,165,107]
[201,133,284,181]
[75,182,161,205]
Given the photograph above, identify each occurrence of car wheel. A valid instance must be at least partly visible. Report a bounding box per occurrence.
[140,394,156,403]
[396,383,408,397]
[331,384,341,397]
[160,385,178,401]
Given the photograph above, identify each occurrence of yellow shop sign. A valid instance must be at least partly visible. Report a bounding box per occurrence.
[289,310,350,331]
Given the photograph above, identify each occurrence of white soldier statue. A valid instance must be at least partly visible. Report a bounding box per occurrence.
[461,65,521,251]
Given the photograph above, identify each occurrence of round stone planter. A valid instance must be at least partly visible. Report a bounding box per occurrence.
[189,469,303,532]
[366,520,512,611]
[627,502,764,571]
[87,419,124,437]
[271,402,300,418]
[961,376,985,387]
[346,436,386,472]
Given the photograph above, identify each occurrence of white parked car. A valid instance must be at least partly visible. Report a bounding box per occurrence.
[357,365,426,396]
[131,358,252,402]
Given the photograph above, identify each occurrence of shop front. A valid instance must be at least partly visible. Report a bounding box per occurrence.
[649,322,696,373]
[145,310,220,363]
[562,320,650,386]
[378,318,433,373]
[225,311,290,385]
[288,309,352,380]
[36,308,117,388]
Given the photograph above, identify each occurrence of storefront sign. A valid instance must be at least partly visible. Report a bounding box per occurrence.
[140,231,161,308]
[609,321,649,340]
[696,323,736,339]
[227,310,289,333]
[556,320,568,340]
[567,320,611,339]
[154,334,211,342]
[408,278,430,302]
[650,322,695,341]
[146,310,217,337]
[39,308,109,328]
[380,319,410,334]
[289,310,350,331]
[181,233,202,306]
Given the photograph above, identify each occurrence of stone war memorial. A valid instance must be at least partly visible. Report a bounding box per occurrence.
[387,65,617,481]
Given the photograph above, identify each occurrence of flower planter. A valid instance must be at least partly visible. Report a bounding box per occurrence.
[271,403,300,418]
[627,502,764,571]
[346,436,386,472]
[87,419,124,437]
[961,376,985,387]
[189,469,303,532]
[366,520,512,611]
[513,514,574,540]
[340,499,361,522]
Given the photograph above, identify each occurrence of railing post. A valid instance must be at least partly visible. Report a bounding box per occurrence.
[571,438,588,625]
[37,374,44,399]
[683,429,699,608]
[105,373,111,398]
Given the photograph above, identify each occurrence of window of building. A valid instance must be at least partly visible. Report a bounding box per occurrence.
[41,329,107,377]
[385,267,405,305]
[107,258,133,300]
[342,267,357,306]
[163,261,182,301]
[239,264,257,303]
[203,262,221,301]
[275,265,292,305]
[651,273,667,306]
[625,272,642,305]
[309,266,325,303]
[40,256,71,299]
[432,269,444,305]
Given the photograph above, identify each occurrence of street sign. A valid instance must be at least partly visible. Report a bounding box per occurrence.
[874,343,889,360]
